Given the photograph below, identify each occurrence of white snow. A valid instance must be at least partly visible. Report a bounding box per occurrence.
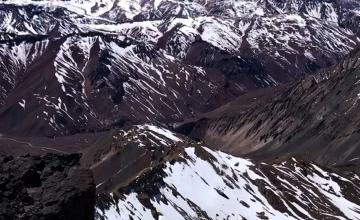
[154,0,162,10]
[139,124,182,142]
[18,99,25,109]
[0,0,116,17]
[97,193,153,220]
[99,139,360,220]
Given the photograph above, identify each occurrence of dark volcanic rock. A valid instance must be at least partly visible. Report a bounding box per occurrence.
[0,153,95,220]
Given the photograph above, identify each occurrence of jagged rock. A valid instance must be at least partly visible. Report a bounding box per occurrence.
[0,153,95,220]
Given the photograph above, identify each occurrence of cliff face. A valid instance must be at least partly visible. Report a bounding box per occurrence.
[0,153,96,220]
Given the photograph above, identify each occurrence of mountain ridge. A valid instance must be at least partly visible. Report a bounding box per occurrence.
[178,46,360,168]
[0,1,360,219]
[0,0,359,136]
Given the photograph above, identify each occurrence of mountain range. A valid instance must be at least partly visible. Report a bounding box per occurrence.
[0,0,360,219]
[0,0,359,136]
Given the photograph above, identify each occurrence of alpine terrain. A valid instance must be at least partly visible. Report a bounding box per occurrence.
[0,0,359,219]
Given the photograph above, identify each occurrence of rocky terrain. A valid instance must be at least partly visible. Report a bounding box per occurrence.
[178,44,360,169]
[0,153,95,220]
[0,0,360,219]
[3,123,359,219]
[93,125,360,220]
[0,0,359,136]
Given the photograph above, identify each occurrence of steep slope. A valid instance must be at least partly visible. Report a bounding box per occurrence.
[1,120,359,219]
[92,125,360,220]
[0,0,359,136]
[1,1,360,218]
[0,34,224,136]
[180,47,360,168]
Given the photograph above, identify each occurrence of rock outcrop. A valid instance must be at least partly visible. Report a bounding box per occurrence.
[0,153,95,220]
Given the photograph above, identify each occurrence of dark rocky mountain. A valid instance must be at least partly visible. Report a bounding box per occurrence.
[0,0,360,219]
[179,46,360,169]
[0,0,359,136]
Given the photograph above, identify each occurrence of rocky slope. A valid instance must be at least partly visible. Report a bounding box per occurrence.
[0,153,95,220]
[179,46,360,168]
[0,0,359,136]
[0,0,360,219]
[1,122,360,219]
[92,125,360,220]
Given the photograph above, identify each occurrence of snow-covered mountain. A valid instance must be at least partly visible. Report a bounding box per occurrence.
[0,0,359,137]
[92,125,360,220]
[1,1,360,219]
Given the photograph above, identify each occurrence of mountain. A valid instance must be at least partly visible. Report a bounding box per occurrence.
[1,0,360,219]
[0,0,359,136]
[92,125,360,220]
[4,123,360,219]
[178,46,360,169]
